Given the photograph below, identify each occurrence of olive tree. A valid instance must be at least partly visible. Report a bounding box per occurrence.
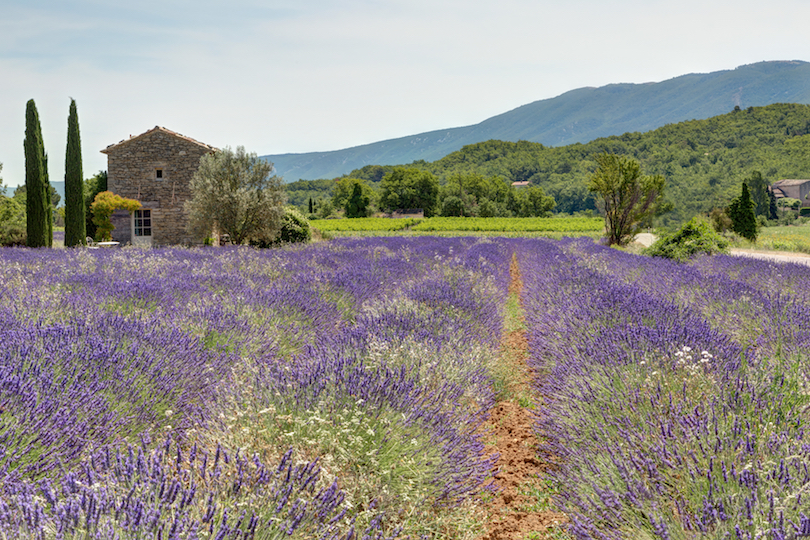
[185,146,285,245]
[588,153,665,246]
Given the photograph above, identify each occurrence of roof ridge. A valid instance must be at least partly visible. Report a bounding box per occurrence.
[101,126,216,153]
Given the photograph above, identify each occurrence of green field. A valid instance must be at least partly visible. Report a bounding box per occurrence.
[312,217,810,256]
[731,223,810,254]
[311,217,420,232]
[411,216,603,232]
[313,216,605,238]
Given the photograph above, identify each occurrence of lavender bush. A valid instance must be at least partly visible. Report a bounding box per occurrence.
[518,237,810,539]
[0,238,510,538]
[7,235,806,539]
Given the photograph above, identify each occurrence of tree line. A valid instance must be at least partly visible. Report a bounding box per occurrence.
[287,103,810,227]
[288,166,556,220]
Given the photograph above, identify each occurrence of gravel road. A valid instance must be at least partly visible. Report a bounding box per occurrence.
[730,249,810,266]
[634,233,810,266]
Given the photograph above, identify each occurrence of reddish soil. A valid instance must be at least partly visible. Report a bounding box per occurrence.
[478,257,566,540]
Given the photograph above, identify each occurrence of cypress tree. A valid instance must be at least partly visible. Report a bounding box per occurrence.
[745,170,768,217]
[728,181,757,242]
[768,188,778,220]
[345,182,369,218]
[65,99,86,246]
[24,99,49,247]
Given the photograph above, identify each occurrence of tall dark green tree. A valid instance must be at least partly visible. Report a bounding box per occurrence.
[345,182,370,218]
[64,99,86,246]
[728,181,757,241]
[745,170,769,217]
[768,188,778,220]
[24,99,50,247]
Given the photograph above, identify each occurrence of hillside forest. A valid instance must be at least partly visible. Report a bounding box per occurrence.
[286,103,810,227]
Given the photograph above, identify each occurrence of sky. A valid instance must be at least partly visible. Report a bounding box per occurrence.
[1,0,808,189]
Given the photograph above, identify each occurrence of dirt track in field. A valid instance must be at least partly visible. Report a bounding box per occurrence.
[477,256,566,540]
[730,248,810,266]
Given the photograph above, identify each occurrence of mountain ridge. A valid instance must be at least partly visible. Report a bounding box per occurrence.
[264,60,810,181]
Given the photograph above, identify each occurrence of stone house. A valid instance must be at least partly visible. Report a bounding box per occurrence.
[771,179,810,209]
[388,209,424,219]
[101,127,216,246]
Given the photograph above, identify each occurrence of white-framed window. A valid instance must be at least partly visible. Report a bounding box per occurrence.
[155,168,164,180]
[134,209,152,237]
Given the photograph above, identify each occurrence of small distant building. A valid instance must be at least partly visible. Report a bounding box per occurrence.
[511,181,530,189]
[389,209,424,219]
[101,127,216,246]
[771,179,810,208]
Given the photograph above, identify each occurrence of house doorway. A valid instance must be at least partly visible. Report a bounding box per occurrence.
[132,209,153,247]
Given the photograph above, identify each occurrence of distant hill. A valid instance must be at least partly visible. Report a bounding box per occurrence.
[12,181,66,206]
[414,103,810,224]
[265,60,810,181]
[287,103,810,227]
[51,181,65,206]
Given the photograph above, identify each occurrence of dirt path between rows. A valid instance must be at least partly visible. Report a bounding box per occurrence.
[477,255,566,540]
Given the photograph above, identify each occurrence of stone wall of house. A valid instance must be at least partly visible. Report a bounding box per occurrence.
[104,129,214,245]
[800,183,810,207]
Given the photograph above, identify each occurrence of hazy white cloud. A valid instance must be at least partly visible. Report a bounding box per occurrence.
[1,0,808,187]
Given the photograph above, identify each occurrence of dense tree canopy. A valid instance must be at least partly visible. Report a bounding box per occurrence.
[284,178,334,213]
[332,178,375,217]
[378,167,440,217]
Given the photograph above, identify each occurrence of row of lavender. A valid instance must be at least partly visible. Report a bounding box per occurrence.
[0,238,511,539]
[516,237,810,539]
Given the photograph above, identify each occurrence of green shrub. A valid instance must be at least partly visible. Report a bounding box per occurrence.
[778,197,802,210]
[273,206,311,245]
[709,207,732,232]
[800,207,810,217]
[250,207,311,247]
[643,218,729,262]
[0,195,27,246]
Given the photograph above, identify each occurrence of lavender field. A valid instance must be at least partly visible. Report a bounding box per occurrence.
[1,237,809,539]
